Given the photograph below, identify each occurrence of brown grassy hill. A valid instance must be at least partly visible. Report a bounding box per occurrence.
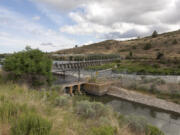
[56,30,180,59]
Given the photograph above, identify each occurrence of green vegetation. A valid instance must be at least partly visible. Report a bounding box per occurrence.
[54,96,70,107]
[118,115,164,135]
[146,125,164,135]
[0,76,164,135]
[75,100,108,118]
[90,126,116,135]
[152,30,158,38]
[86,60,180,75]
[143,43,152,50]
[156,52,164,60]
[3,47,53,86]
[11,113,52,135]
[172,39,178,44]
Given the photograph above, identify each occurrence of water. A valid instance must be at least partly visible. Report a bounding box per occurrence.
[90,95,180,135]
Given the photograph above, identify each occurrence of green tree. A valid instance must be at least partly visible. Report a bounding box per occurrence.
[3,47,53,86]
[152,30,158,38]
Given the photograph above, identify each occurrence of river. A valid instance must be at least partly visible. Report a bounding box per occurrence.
[89,95,180,135]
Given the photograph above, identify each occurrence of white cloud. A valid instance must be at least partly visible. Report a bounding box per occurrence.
[32,16,40,21]
[33,0,180,39]
[0,6,77,53]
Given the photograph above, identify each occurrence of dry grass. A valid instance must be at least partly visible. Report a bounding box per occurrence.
[56,30,180,59]
[0,82,138,135]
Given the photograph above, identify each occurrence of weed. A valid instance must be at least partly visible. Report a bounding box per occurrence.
[11,113,52,135]
[89,126,116,135]
[54,96,70,107]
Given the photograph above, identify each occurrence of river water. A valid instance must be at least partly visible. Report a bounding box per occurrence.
[90,95,180,135]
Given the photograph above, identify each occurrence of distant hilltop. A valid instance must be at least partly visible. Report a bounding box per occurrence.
[55,30,180,59]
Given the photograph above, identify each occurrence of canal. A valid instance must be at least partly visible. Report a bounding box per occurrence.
[89,95,180,135]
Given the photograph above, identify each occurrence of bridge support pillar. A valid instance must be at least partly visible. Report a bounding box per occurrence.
[78,84,82,95]
[69,86,73,96]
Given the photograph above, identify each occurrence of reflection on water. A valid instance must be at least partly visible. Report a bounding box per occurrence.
[90,95,180,135]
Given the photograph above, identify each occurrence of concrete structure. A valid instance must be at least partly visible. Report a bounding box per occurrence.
[108,86,180,115]
[62,82,180,115]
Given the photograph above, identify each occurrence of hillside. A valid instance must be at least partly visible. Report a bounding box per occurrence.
[56,30,180,59]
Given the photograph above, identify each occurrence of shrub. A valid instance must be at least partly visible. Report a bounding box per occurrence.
[54,96,70,107]
[129,51,133,57]
[126,115,148,133]
[90,126,116,135]
[144,43,152,50]
[150,83,157,93]
[75,100,95,118]
[11,113,52,135]
[146,125,164,135]
[91,102,107,117]
[75,101,107,118]
[155,78,166,85]
[152,30,158,38]
[156,52,164,60]
[3,47,53,86]
[132,46,136,49]
[172,39,178,44]
[152,64,160,68]
[129,83,137,90]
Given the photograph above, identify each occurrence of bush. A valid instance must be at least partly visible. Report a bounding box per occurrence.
[75,100,95,118]
[129,51,133,57]
[54,96,70,107]
[91,102,107,117]
[156,52,164,60]
[122,115,148,133]
[75,100,108,118]
[132,46,136,49]
[144,43,152,50]
[11,113,52,135]
[3,47,53,86]
[146,125,164,135]
[89,126,116,135]
[172,39,178,44]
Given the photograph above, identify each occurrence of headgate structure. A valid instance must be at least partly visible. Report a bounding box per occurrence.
[52,58,120,94]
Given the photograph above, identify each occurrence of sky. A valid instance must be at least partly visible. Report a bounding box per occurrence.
[0,0,180,53]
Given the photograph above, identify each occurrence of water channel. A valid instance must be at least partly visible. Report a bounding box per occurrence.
[89,95,180,135]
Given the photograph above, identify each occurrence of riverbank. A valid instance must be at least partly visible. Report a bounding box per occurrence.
[108,86,180,115]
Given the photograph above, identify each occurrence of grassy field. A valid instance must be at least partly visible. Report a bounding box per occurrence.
[0,70,164,135]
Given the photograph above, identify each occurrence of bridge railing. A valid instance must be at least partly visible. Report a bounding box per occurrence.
[53,58,121,71]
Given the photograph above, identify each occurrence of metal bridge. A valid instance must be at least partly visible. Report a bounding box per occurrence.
[52,58,120,72]
[52,58,120,82]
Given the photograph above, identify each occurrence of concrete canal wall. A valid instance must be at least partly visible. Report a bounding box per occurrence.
[107,86,180,115]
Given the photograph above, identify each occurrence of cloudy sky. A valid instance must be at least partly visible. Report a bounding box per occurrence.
[0,0,179,53]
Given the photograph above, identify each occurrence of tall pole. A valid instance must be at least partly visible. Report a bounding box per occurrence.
[78,68,80,82]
